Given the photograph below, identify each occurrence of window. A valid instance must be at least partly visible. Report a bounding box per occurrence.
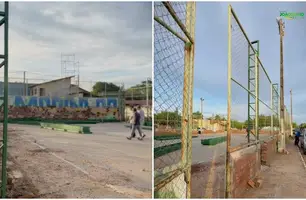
[34,88,37,95]
[39,88,45,96]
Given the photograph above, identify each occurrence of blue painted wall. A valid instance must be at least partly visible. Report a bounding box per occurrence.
[9,96,118,108]
[0,82,34,96]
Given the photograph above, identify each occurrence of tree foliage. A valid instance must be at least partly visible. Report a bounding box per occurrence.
[292,122,297,128]
[193,111,202,119]
[91,82,121,96]
[155,110,181,127]
[125,80,152,100]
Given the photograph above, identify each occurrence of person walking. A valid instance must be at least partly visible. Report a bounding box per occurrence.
[127,108,146,140]
[138,105,146,139]
[129,113,134,130]
[295,129,301,146]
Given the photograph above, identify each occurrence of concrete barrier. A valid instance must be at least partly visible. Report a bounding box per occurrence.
[201,136,226,145]
[230,144,261,197]
[40,123,92,134]
[154,142,181,158]
[260,137,277,165]
[155,135,198,141]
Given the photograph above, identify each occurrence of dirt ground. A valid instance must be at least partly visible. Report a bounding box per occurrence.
[191,154,226,198]
[1,123,152,198]
[242,142,306,198]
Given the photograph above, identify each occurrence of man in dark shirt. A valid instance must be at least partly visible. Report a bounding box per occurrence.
[127,108,146,140]
[295,129,301,146]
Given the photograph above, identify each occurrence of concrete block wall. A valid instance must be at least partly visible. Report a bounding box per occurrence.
[260,138,277,165]
[230,144,261,197]
[2,106,120,120]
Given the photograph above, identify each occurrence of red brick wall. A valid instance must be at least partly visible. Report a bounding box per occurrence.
[260,138,276,165]
[230,145,261,197]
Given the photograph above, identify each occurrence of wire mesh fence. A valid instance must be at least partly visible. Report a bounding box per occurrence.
[227,5,287,197]
[228,5,282,149]
[154,2,195,198]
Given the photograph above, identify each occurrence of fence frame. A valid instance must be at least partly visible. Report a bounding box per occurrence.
[226,5,283,198]
[154,2,196,198]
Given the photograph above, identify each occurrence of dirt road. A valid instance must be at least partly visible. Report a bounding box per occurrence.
[5,123,152,198]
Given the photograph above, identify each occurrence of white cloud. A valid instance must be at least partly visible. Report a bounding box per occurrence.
[0,2,152,89]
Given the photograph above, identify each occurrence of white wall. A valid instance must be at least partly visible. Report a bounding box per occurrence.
[31,78,71,97]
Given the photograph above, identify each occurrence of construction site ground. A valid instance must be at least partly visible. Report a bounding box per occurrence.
[242,141,306,198]
[2,123,152,198]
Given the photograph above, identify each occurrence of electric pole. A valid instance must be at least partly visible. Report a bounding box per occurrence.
[23,71,26,96]
[200,98,204,129]
[146,77,150,122]
[290,89,293,136]
[277,17,285,152]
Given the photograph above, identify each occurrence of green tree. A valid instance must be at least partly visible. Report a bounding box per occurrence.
[292,122,297,128]
[231,120,244,129]
[125,80,152,100]
[300,123,306,129]
[215,114,221,121]
[193,111,202,119]
[91,82,121,96]
[155,110,181,128]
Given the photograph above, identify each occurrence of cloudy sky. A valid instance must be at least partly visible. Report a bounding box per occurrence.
[0,2,152,90]
[193,2,306,123]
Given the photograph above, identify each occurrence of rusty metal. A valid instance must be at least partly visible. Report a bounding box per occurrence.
[154,16,188,43]
[154,169,184,191]
[229,140,260,153]
[163,2,194,44]
[225,4,232,198]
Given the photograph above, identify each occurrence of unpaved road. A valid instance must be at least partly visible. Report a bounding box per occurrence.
[6,123,152,198]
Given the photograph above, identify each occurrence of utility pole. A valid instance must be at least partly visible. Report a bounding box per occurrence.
[23,71,26,96]
[146,78,149,107]
[200,98,204,128]
[146,78,149,121]
[290,89,293,136]
[277,17,285,152]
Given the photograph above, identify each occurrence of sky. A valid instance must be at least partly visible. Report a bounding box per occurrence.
[193,2,306,124]
[0,2,152,91]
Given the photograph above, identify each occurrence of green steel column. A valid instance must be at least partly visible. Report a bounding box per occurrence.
[247,45,250,143]
[1,2,8,198]
[255,41,259,141]
[247,40,259,141]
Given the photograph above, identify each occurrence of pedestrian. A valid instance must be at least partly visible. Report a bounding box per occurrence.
[129,113,134,130]
[295,129,301,146]
[127,108,146,140]
[197,127,201,134]
[137,105,145,138]
[245,127,249,139]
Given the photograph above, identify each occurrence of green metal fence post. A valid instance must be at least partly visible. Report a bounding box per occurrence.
[1,2,9,198]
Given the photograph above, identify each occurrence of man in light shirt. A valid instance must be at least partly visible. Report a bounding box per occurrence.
[138,105,145,138]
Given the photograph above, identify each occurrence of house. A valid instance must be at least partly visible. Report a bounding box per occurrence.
[29,76,74,97]
[29,76,88,97]
[69,84,91,97]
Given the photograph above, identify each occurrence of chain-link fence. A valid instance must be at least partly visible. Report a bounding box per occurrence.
[154,2,195,198]
[228,4,281,150]
[227,5,287,197]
